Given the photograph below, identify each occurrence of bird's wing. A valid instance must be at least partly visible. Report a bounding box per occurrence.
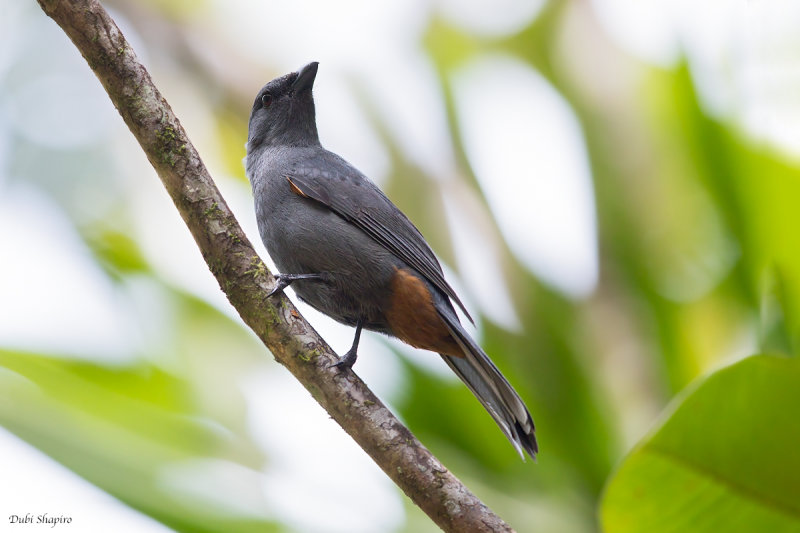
[286,153,473,323]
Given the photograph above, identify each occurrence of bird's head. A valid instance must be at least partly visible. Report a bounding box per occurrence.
[247,62,319,151]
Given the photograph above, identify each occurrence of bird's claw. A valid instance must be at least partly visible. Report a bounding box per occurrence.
[266,272,329,298]
[330,348,358,370]
[266,274,291,298]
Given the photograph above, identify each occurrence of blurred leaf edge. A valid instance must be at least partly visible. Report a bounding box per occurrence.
[598,354,800,533]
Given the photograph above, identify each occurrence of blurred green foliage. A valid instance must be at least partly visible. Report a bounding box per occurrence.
[3,0,800,532]
[0,349,277,532]
[601,355,800,532]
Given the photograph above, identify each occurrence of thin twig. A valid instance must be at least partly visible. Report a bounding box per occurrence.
[35,0,515,531]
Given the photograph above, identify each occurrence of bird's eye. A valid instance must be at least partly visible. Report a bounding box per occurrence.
[261,93,273,108]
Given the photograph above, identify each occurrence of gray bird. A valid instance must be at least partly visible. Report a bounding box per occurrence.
[245,62,537,459]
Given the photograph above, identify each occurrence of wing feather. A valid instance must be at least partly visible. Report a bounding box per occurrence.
[286,159,473,323]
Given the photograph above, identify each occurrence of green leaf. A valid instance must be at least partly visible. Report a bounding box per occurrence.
[0,350,277,533]
[600,355,800,532]
[82,226,151,280]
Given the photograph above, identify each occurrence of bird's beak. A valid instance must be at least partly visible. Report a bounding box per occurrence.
[293,62,319,93]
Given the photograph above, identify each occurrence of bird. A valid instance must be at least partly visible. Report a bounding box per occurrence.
[244,62,537,459]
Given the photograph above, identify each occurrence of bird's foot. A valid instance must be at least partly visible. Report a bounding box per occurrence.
[331,348,358,370]
[266,272,328,298]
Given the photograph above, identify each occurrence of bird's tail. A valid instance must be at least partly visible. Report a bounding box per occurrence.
[436,306,538,460]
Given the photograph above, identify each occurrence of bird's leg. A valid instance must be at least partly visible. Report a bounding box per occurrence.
[332,318,364,370]
[266,272,328,298]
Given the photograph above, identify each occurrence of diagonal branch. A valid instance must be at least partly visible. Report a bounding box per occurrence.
[35,0,515,531]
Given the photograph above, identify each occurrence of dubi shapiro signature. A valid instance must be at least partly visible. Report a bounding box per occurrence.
[8,514,72,528]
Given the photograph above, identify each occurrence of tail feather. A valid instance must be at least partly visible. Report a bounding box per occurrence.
[437,306,538,460]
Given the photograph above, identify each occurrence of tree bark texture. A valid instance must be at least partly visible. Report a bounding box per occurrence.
[35,0,516,531]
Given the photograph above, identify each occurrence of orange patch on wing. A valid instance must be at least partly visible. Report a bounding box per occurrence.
[385,268,463,357]
[287,177,308,198]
